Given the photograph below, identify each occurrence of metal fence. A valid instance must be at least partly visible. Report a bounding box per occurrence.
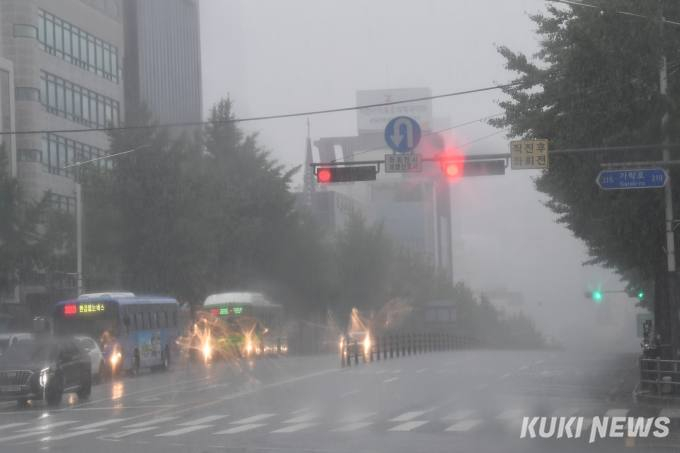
[639,356,680,395]
[339,333,475,367]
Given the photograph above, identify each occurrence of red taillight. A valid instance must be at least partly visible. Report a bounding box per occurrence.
[64,304,77,316]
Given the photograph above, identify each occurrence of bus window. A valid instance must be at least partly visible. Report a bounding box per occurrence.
[135,313,143,331]
[163,312,169,328]
[173,311,177,327]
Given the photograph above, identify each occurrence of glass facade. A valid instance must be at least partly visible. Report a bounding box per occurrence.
[41,71,120,128]
[0,70,11,159]
[42,133,111,178]
[47,193,76,213]
[37,9,120,83]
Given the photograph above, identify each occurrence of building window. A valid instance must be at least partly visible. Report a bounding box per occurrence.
[13,24,38,39]
[15,87,40,101]
[40,71,120,128]
[47,193,76,214]
[37,9,120,83]
[42,133,110,179]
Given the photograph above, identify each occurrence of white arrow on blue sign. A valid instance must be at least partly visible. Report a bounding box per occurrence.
[384,116,422,153]
[596,168,668,190]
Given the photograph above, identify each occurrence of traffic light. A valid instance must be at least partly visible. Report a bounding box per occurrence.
[439,159,506,179]
[637,290,645,301]
[585,290,604,303]
[315,166,377,183]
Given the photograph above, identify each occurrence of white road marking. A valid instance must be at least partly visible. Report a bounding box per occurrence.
[605,409,629,417]
[660,408,680,418]
[0,431,55,443]
[178,415,228,426]
[390,411,427,422]
[340,390,360,398]
[292,407,311,414]
[0,422,28,431]
[18,421,77,432]
[415,368,428,374]
[333,422,373,432]
[40,428,103,442]
[101,427,158,439]
[389,421,428,432]
[500,373,512,379]
[518,365,529,371]
[271,423,316,433]
[71,418,127,430]
[214,423,266,434]
[231,414,276,424]
[341,412,376,423]
[443,409,475,421]
[446,419,482,432]
[283,413,316,424]
[155,425,213,437]
[497,409,523,421]
[383,377,399,383]
[124,416,178,428]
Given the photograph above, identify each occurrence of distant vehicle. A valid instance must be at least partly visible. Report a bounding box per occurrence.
[0,333,34,356]
[199,292,286,359]
[74,335,104,380]
[52,292,180,375]
[0,336,91,406]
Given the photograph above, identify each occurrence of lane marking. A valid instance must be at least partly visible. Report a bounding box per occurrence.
[497,409,523,421]
[415,368,428,374]
[446,419,482,432]
[605,409,629,417]
[155,425,213,437]
[178,414,228,426]
[124,416,178,428]
[231,414,276,424]
[0,431,56,443]
[39,428,103,442]
[443,409,475,421]
[660,408,680,418]
[101,427,158,439]
[333,422,372,432]
[214,423,266,434]
[500,373,512,379]
[389,420,428,432]
[383,377,399,383]
[284,413,316,424]
[390,411,427,422]
[341,412,376,423]
[340,390,360,398]
[518,365,529,371]
[0,422,28,430]
[71,418,128,430]
[271,422,316,433]
[18,421,78,432]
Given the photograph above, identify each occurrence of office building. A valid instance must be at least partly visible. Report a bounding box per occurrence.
[123,0,202,125]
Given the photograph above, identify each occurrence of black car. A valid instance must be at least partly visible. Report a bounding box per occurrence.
[0,336,92,406]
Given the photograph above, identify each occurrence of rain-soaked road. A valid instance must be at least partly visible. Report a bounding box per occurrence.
[0,349,673,453]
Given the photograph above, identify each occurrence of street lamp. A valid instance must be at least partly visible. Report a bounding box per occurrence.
[64,144,151,295]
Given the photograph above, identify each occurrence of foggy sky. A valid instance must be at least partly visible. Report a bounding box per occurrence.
[199,0,641,350]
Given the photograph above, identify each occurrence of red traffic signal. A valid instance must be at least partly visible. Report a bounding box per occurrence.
[443,162,461,179]
[315,166,377,183]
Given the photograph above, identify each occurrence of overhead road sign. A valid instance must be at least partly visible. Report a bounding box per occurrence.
[596,168,668,190]
[510,139,549,169]
[385,153,422,173]
[384,116,422,153]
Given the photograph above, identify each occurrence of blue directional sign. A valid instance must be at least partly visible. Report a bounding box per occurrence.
[384,116,422,153]
[596,168,668,190]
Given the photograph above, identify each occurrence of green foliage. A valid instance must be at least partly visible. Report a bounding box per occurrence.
[492,1,680,300]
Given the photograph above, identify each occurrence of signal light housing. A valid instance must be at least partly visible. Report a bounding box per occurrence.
[315,166,378,183]
[440,159,506,178]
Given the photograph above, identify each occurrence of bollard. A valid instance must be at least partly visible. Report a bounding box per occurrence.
[396,335,401,358]
[383,336,388,360]
[354,340,359,365]
[407,334,412,355]
[402,335,406,356]
[390,335,394,358]
[345,340,351,367]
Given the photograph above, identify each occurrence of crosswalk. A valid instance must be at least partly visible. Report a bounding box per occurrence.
[0,404,678,445]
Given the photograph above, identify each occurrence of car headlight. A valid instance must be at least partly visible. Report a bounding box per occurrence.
[39,368,50,388]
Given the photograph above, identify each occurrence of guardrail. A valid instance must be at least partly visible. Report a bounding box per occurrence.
[339,333,475,367]
[639,356,680,395]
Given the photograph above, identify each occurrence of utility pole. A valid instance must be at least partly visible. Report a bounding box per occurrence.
[659,1,679,359]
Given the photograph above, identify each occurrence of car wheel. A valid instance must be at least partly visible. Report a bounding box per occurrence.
[45,374,63,406]
[77,372,91,400]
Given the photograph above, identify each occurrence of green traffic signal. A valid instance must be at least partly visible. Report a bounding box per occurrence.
[637,290,645,301]
[592,290,603,303]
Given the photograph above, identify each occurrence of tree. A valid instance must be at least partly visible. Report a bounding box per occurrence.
[492,1,680,344]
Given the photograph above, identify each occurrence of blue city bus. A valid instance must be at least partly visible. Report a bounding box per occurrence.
[53,292,179,375]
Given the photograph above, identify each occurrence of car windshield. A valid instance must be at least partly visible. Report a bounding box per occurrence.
[2,340,56,363]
